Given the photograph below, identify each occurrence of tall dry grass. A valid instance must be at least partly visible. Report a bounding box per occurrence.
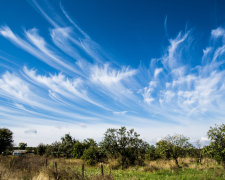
[0,155,224,180]
[142,157,220,172]
[0,155,113,180]
[0,155,46,179]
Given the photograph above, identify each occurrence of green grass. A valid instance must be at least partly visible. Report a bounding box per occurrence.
[1,156,225,179]
[64,162,225,180]
[111,168,225,180]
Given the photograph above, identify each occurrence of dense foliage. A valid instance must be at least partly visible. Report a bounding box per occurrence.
[18,142,27,150]
[203,124,225,167]
[156,135,192,168]
[1,123,225,169]
[0,128,13,154]
[100,127,148,168]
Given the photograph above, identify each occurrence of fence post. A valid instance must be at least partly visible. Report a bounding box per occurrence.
[82,164,84,178]
[101,163,104,176]
[54,162,57,173]
[45,158,48,167]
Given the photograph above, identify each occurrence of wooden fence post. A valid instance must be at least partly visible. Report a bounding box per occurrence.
[82,164,84,178]
[54,162,57,173]
[101,163,104,176]
[45,158,48,167]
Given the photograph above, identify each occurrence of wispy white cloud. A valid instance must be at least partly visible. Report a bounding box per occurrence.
[0,0,225,146]
[154,68,163,78]
[140,81,157,104]
[0,26,79,74]
[91,64,136,86]
[50,27,85,63]
[24,67,113,111]
[24,129,37,134]
[0,71,30,100]
[113,111,128,115]
[25,28,78,73]
[137,28,225,124]
[162,31,189,70]
[24,67,83,98]
[211,27,225,39]
[0,26,42,60]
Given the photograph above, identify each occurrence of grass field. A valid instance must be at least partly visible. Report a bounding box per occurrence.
[0,155,225,180]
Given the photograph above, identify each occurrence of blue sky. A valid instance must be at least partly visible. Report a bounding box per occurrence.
[0,0,225,146]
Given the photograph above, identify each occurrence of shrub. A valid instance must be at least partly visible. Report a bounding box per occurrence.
[82,146,101,165]
[146,145,160,160]
[45,142,61,157]
[36,143,46,156]
[72,141,86,158]
[18,142,27,150]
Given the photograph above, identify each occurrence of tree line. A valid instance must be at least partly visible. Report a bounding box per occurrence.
[0,124,224,169]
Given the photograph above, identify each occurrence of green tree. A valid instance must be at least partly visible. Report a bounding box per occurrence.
[83,138,97,148]
[72,138,98,159]
[156,134,192,168]
[81,146,101,165]
[195,140,202,164]
[72,141,86,158]
[25,146,35,153]
[18,142,27,150]
[46,141,61,157]
[202,145,214,158]
[0,128,13,154]
[146,145,160,160]
[59,133,76,158]
[100,128,118,158]
[207,124,225,167]
[36,143,46,156]
[100,127,148,168]
[156,140,172,159]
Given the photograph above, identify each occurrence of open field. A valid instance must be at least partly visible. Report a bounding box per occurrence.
[0,155,225,180]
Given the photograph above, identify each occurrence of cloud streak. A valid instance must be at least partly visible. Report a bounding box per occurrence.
[0,1,225,145]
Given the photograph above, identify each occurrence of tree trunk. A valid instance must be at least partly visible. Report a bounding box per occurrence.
[175,158,181,168]
[122,158,125,170]
[198,153,202,164]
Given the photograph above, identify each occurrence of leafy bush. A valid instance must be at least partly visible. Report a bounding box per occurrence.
[146,145,160,160]
[36,143,46,156]
[82,146,101,165]
[45,142,61,157]
[72,141,86,158]
[18,142,27,150]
